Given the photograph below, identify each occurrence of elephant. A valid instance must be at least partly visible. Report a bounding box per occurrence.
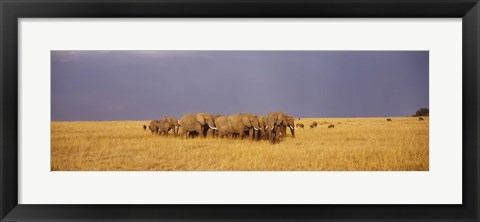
[257,116,267,140]
[328,124,335,128]
[179,113,217,138]
[227,113,260,140]
[210,114,224,137]
[269,112,295,141]
[157,117,180,136]
[149,120,160,134]
[214,115,231,138]
[243,113,262,140]
[280,114,295,138]
[266,112,287,144]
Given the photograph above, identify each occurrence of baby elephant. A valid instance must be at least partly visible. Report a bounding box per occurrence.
[328,124,335,128]
[296,123,304,129]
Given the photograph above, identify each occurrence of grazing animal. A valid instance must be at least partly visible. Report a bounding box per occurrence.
[310,121,318,128]
[149,120,160,134]
[419,117,424,121]
[227,113,261,140]
[257,116,267,140]
[328,124,335,128]
[281,114,295,138]
[143,125,147,131]
[179,113,217,138]
[210,114,224,137]
[386,118,392,122]
[296,123,304,129]
[266,112,288,144]
[214,116,231,138]
[298,118,301,120]
[157,117,180,136]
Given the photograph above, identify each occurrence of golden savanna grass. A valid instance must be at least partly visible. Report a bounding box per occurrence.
[51,117,428,171]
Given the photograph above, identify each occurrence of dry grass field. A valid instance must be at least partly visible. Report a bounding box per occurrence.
[51,117,428,171]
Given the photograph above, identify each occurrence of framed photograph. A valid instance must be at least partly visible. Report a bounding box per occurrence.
[1,0,479,221]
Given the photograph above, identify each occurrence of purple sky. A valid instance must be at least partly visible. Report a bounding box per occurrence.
[51,51,428,121]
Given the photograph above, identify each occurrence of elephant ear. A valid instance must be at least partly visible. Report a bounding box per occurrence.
[195,113,206,125]
[241,115,252,127]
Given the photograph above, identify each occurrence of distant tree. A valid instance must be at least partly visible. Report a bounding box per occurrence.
[414,108,429,117]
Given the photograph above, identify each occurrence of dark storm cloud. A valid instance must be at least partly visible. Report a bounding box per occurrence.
[51,50,428,121]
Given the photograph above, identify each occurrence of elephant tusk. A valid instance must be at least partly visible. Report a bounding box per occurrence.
[270,126,274,131]
[209,125,218,130]
[254,127,259,130]
[265,126,268,130]
[289,126,294,130]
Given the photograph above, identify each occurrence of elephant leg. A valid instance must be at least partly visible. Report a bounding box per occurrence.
[248,128,254,140]
[290,127,295,138]
[179,128,185,138]
[194,125,202,138]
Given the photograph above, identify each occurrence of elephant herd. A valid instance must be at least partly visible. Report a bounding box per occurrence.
[146,112,296,144]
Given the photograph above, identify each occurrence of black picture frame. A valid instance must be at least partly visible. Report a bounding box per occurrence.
[1,0,479,221]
